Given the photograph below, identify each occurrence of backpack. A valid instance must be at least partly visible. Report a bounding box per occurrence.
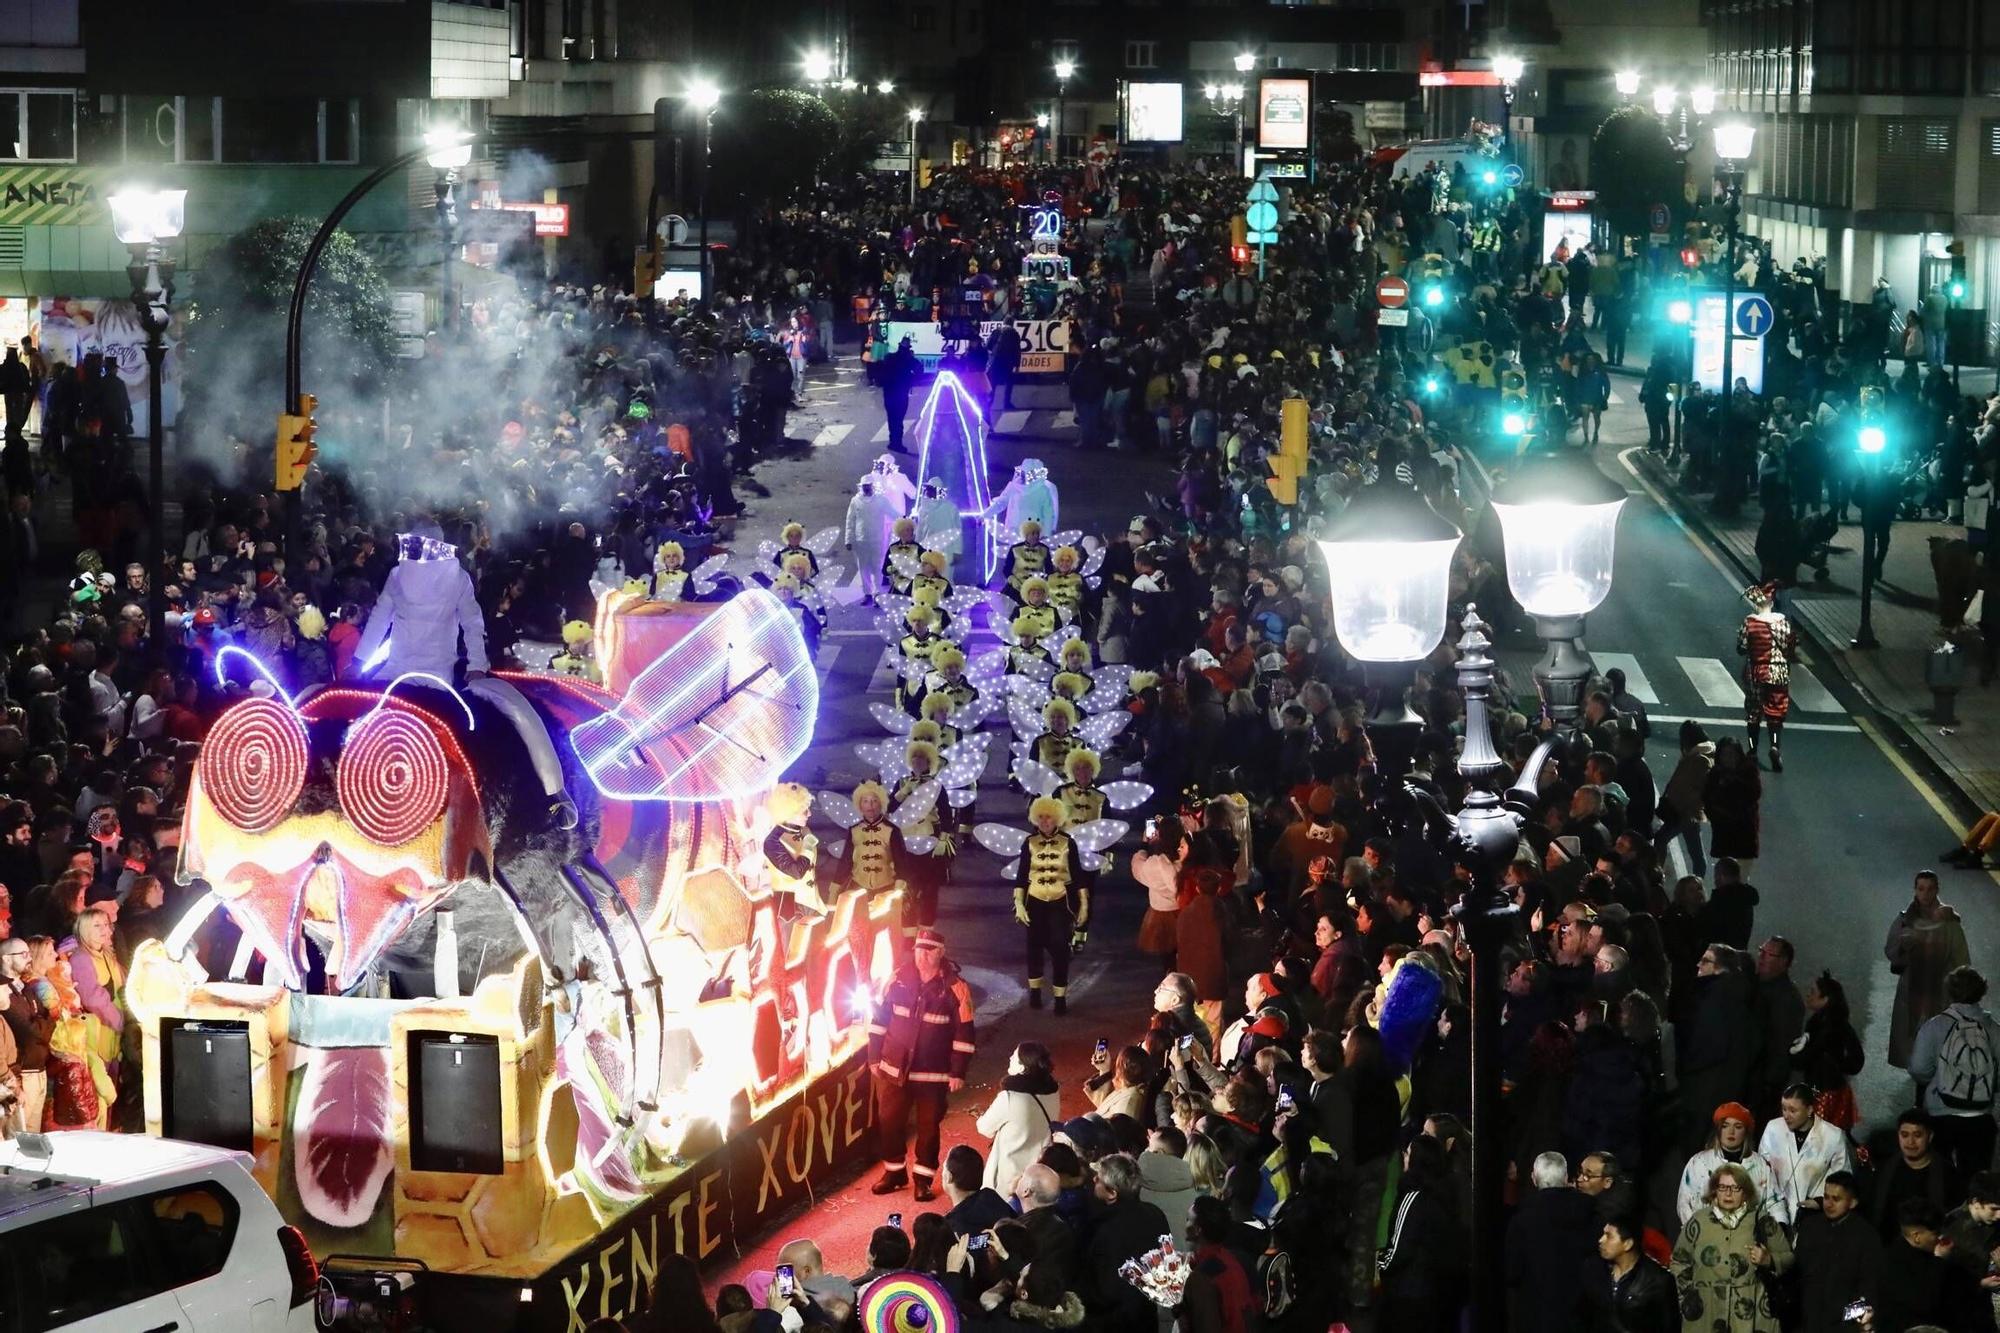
[1255,1241,1295,1322]
[1934,1010,1996,1111]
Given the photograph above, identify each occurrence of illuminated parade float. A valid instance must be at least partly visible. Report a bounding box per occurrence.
[124,572,894,1329]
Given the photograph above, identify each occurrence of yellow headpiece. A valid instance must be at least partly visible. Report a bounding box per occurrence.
[909,719,945,744]
[919,549,948,573]
[772,573,801,594]
[893,517,916,539]
[1065,748,1102,782]
[1129,671,1160,693]
[912,583,944,607]
[1011,614,1043,642]
[1022,576,1050,599]
[654,540,685,568]
[1019,520,1043,541]
[852,780,889,810]
[782,522,805,541]
[1043,697,1078,728]
[1053,545,1081,571]
[767,782,812,825]
[782,551,813,578]
[907,606,939,630]
[1052,671,1091,699]
[562,619,593,646]
[1060,638,1091,667]
[1028,795,1070,828]
[919,694,955,723]
[934,645,966,672]
[905,739,941,770]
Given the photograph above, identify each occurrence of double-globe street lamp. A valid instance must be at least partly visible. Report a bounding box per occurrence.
[1203,82,1246,172]
[1317,468,1623,1333]
[688,81,722,301]
[107,186,186,650]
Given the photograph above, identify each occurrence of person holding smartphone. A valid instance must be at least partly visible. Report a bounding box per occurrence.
[1883,870,1970,1072]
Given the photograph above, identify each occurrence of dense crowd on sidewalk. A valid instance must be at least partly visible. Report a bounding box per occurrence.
[0,138,1997,1333]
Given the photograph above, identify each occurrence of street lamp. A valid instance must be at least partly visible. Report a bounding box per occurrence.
[1404,607,1557,1333]
[1234,51,1257,74]
[1713,122,1756,419]
[803,49,834,85]
[1615,68,1641,99]
[907,108,925,206]
[1690,84,1717,115]
[1053,58,1076,161]
[688,81,721,303]
[1316,483,1463,664]
[1652,85,1678,116]
[877,79,895,95]
[423,127,471,335]
[1036,111,1051,164]
[1489,458,1626,717]
[108,184,185,651]
[1854,420,1889,648]
[1493,54,1524,116]
[1206,81,1247,171]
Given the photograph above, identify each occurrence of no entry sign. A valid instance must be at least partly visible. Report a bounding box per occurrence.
[1377,276,1409,308]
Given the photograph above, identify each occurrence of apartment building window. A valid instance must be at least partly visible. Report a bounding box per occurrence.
[0,90,77,162]
[1814,0,1854,91]
[1980,4,2000,92]
[177,98,362,165]
[1981,120,2000,213]
[1858,0,1965,95]
[1875,117,1955,212]
[1125,40,1157,68]
[912,5,937,30]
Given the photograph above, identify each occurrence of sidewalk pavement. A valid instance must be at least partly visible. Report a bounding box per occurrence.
[1630,452,2000,818]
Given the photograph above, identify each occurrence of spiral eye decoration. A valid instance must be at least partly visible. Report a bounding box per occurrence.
[198,698,309,833]
[337,709,449,847]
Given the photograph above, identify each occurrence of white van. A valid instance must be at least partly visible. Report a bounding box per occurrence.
[0,1132,320,1333]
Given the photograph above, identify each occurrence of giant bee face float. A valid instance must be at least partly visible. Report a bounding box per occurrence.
[130,590,900,1272]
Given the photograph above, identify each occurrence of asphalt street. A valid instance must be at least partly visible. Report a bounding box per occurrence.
[705,348,1998,1283]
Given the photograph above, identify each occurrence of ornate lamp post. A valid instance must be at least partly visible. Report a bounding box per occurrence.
[423,127,472,334]
[1053,59,1076,161]
[107,185,185,650]
[688,81,721,301]
[1489,458,1627,717]
[1713,122,1757,402]
[1493,54,1525,118]
[1316,482,1462,768]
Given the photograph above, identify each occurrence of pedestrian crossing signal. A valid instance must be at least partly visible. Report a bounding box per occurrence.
[1231,244,1251,267]
[1680,247,1701,268]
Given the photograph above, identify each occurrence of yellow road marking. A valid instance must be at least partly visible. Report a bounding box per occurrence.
[1855,716,2000,886]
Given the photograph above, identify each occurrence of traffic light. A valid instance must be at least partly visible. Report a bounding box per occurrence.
[1231,244,1251,268]
[1267,397,1309,504]
[1680,246,1701,269]
[1421,374,1443,397]
[1420,281,1447,309]
[1949,240,1967,301]
[1666,298,1693,326]
[1500,410,1527,437]
[1858,423,1887,455]
[276,392,318,492]
[1230,213,1248,249]
[634,244,661,298]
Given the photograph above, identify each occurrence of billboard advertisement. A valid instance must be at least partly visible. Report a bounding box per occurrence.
[1124,82,1185,143]
[1258,78,1311,150]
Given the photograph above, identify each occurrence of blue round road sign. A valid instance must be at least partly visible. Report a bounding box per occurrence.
[1501,163,1524,187]
[1733,293,1774,339]
[1245,200,1279,231]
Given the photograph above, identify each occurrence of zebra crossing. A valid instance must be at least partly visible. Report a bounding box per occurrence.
[1585,648,1858,733]
[860,407,1082,446]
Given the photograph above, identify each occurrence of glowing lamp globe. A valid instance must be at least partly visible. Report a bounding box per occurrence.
[1489,460,1627,619]
[108,187,187,245]
[1316,484,1462,663]
[1690,85,1717,115]
[1614,69,1641,97]
[1712,122,1756,161]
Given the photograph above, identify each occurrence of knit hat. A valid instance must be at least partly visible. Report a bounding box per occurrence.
[1549,835,1583,864]
[1712,1102,1753,1127]
[913,927,946,951]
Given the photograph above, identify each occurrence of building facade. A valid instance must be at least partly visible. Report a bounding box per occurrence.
[1704,0,2000,359]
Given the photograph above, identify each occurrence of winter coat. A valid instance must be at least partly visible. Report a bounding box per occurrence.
[1883,906,1970,1069]
[1562,1026,1647,1169]
[1138,1149,1200,1247]
[1679,971,1757,1146]
[1789,1209,1881,1333]
[1670,1206,1791,1333]
[975,1072,1061,1194]
[1081,1195,1175,1333]
[1582,1257,1678,1333]
[1703,760,1761,859]
[1503,1185,1598,1332]
[868,960,975,1085]
[1755,1114,1852,1226]
[1377,1187,1464,1333]
[1176,894,1230,1003]
[1676,1149,1781,1226]
[1659,742,1715,824]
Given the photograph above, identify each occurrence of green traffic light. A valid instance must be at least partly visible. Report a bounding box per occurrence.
[1423,286,1444,307]
[1667,299,1693,325]
[1423,376,1441,395]
[1481,169,1498,185]
[1501,411,1526,436]
[1949,280,1967,299]
[1858,425,1887,454]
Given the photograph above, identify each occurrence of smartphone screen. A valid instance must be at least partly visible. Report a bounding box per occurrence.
[1177,1034,1194,1052]
[967,1233,989,1251]
[888,1212,903,1230]
[775,1264,795,1298]
[1095,1038,1109,1057]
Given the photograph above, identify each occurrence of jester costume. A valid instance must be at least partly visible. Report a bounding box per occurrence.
[1737,582,1796,771]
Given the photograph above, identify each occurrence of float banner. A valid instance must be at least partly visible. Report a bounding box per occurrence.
[528,1054,875,1332]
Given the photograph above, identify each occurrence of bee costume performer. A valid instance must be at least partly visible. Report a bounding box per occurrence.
[1015,795,1088,1015]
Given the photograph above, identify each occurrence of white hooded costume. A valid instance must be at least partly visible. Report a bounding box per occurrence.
[913,479,963,561]
[983,457,1059,534]
[869,454,918,514]
[352,532,488,681]
[844,478,901,600]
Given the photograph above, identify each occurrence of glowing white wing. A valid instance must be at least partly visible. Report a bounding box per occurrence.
[890,780,940,828]
[969,647,1010,682]
[869,701,918,735]
[1003,858,1020,879]
[755,539,780,565]
[939,616,974,645]
[819,792,862,829]
[1013,758,1063,797]
[816,561,847,590]
[1050,529,1083,550]
[1074,818,1129,857]
[945,733,991,768]
[973,823,1030,857]
[806,525,843,558]
[890,551,923,582]
[1007,698,1048,741]
[690,553,728,595]
[943,588,1002,619]
[1098,781,1154,811]
[1080,545,1107,579]
[1078,711,1132,750]
[905,834,937,855]
[1011,657,1055,684]
[1009,677,1052,711]
[946,786,980,809]
[938,746,986,793]
[953,692,1002,729]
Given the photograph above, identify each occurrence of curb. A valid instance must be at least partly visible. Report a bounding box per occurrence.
[1626,449,1986,823]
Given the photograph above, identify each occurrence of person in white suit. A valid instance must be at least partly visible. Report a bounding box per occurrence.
[1676,1101,1781,1225]
[845,477,900,606]
[869,453,918,513]
[1755,1082,1853,1225]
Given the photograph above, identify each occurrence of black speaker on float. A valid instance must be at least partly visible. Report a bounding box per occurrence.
[162,1019,253,1152]
[408,1032,503,1174]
